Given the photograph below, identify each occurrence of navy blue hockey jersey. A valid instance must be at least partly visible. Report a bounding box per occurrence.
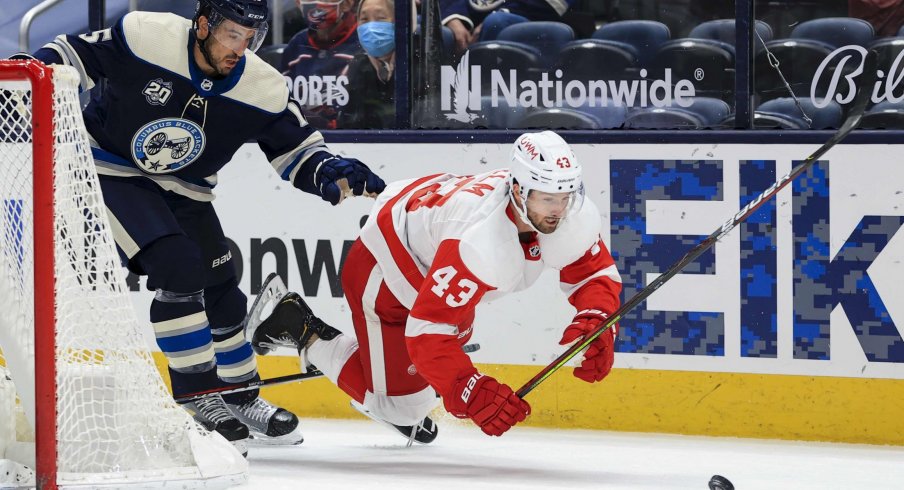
[281,27,362,129]
[33,11,333,202]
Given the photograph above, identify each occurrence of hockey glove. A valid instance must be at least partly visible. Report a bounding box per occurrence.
[559,309,617,383]
[445,371,531,437]
[316,156,386,205]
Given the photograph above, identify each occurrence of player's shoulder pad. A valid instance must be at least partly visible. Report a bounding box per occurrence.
[222,51,288,114]
[121,12,193,79]
[538,197,603,270]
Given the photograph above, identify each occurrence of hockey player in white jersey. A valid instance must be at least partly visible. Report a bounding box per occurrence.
[249,131,622,441]
[15,0,386,453]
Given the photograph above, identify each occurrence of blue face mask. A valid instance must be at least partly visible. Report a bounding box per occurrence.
[357,21,395,58]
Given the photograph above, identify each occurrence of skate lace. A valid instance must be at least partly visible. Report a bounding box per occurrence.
[239,397,278,424]
[195,395,234,425]
[263,333,298,350]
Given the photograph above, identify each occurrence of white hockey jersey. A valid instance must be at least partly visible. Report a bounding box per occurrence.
[359,169,622,397]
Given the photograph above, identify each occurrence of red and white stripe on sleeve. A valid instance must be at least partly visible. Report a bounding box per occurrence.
[559,237,622,315]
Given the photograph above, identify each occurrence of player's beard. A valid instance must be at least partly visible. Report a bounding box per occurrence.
[527,208,563,234]
[198,35,238,78]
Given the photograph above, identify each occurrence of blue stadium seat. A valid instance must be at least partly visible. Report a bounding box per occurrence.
[515,108,600,129]
[688,19,774,54]
[719,112,809,129]
[870,37,904,102]
[256,44,286,70]
[625,107,705,129]
[497,21,575,67]
[478,97,529,129]
[573,100,628,129]
[860,101,904,129]
[681,97,732,126]
[754,39,834,100]
[593,20,671,69]
[553,40,636,82]
[757,97,843,129]
[791,17,875,48]
[653,39,735,100]
[466,41,543,90]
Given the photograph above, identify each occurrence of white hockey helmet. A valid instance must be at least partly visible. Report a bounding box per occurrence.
[509,131,584,232]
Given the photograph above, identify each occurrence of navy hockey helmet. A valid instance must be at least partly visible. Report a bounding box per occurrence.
[195,0,269,52]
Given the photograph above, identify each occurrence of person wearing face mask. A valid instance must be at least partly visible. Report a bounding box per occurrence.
[338,0,396,129]
[281,0,363,129]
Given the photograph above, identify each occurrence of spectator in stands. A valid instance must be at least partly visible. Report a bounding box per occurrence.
[339,0,396,128]
[849,0,904,37]
[281,0,362,129]
[440,0,579,53]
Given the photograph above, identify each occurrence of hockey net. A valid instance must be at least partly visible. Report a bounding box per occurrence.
[0,62,247,488]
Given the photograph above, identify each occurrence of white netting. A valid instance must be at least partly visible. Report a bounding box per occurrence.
[0,63,247,488]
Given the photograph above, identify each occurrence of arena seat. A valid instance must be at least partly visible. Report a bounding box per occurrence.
[688,19,774,54]
[466,41,543,90]
[573,100,628,129]
[757,97,843,129]
[791,17,875,48]
[515,108,600,129]
[681,97,733,126]
[478,97,529,129]
[860,101,904,129]
[592,20,671,69]
[754,39,834,100]
[497,21,575,67]
[870,37,904,102]
[624,107,705,129]
[256,44,286,70]
[553,39,636,82]
[720,112,809,129]
[653,39,735,100]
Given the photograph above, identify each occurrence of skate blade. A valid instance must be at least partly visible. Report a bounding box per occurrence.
[244,273,289,342]
[248,428,304,446]
[350,400,432,445]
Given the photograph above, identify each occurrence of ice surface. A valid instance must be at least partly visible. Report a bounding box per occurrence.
[244,418,904,489]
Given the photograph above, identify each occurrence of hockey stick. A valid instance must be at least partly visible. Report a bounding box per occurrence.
[174,369,326,404]
[516,49,878,399]
[175,343,484,404]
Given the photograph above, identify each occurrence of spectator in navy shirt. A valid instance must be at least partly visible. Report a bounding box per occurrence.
[281,0,362,128]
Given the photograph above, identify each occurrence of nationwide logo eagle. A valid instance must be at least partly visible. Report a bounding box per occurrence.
[444,50,479,124]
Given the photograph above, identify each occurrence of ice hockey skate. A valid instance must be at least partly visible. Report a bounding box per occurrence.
[246,273,342,360]
[227,396,304,446]
[350,400,439,446]
[181,394,249,456]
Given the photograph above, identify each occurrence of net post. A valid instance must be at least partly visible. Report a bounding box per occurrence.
[26,60,58,490]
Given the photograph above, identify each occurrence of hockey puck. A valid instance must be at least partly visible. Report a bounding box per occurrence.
[708,475,734,490]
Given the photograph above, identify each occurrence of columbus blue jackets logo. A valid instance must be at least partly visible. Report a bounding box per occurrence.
[131,118,205,174]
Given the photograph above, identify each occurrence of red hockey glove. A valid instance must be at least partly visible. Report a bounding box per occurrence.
[559,309,617,383]
[445,372,531,437]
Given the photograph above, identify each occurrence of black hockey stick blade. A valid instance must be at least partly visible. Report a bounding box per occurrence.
[174,368,325,404]
[516,49,878,399]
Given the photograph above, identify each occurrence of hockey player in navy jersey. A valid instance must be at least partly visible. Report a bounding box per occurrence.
[17,0,385,454]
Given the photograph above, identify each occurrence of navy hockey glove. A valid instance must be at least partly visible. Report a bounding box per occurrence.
[316,156,386,205]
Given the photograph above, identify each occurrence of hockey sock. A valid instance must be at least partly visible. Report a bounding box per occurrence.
[306,334,366,403]
[151,289,216,397]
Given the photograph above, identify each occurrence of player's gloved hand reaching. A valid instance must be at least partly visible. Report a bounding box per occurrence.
[316,156,386,205]
[446,371,531,436]
[559,308,617,383]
